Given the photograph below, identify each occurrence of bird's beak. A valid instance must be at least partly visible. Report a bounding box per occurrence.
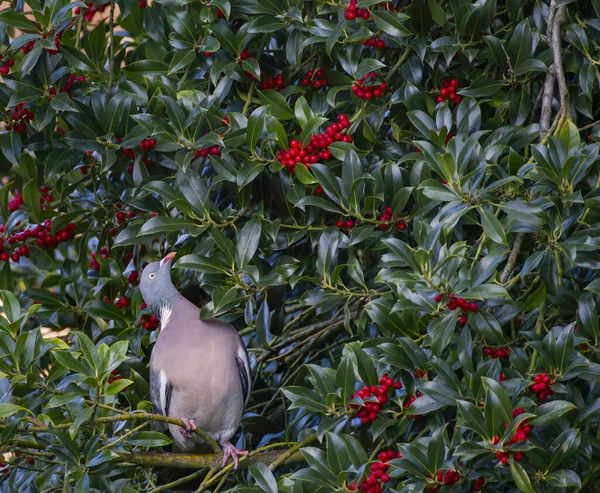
[160,252,177,268]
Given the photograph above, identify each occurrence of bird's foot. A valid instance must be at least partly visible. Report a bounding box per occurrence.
[221,442,249,470]
[180,417,197,437]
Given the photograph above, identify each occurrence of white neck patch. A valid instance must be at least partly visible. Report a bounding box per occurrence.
[160,306,172,328]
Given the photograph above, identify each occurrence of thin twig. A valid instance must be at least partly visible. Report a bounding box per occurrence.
[268,434,316,471]
[148,468,208,493]
[268,320,345,361]
[108,0,116,92]
[500,233,524,284]
[578,120,600,132]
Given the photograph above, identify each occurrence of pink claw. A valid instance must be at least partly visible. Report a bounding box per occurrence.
[221,442,249,470]
[180,417,197,436]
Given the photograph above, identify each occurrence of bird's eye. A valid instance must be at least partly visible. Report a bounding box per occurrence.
[148,273,156,280]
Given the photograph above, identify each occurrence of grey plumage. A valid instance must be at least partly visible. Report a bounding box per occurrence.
[141,253,251,466]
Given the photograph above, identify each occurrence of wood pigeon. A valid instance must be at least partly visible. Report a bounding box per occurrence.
[140,252,251,469]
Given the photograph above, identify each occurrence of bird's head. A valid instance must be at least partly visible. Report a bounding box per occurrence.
[140,252,179,317]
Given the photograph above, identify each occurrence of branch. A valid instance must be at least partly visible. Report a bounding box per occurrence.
[268,434,316,471]
[108,0,116,92]
[539,65,556,141]
[578,120,600,132]
[551,6,569,119]
[1,412,221,454]
[500,233,524,284]
[117,449,305,470]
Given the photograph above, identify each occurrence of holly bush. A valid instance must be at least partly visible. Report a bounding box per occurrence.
[1,0,600,491]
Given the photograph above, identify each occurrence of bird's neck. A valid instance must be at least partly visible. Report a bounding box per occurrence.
[152,288,184,326]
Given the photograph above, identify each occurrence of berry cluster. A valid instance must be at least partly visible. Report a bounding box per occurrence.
[362,37,385,49]
[435,78,461,105]
[275,114,351,173]
[349,375,402,424]
[506,408,532,447]
[104,296,129,309]
[193,146,221,158]
[5,102,33,134]
[344,0,371,20]
[89,251,102,271]
[239,50,258,79]
[491,408,531,464]
[127,270,139,284]
[434,293,478,324]
[1,219,75,263]
[0,54,14,75]
[336,219,355,230]
[482,347,510,359]
[403,392,423,420]
[352,72,387,100]
[48,73,85,98]
[473,477,485,492]
[260,73,285,91]
[121,137,156,158]
[140,138,157,153]
[74,2,109,21]
[22,40,36,54]
[107,370,130,391]
[207,2,224,17]
[116,210,136,225]
[107,369,123,384]
[8,190,24,212]
[347,450,400,492]
[530,372,553,400]
[300,69,327,89]
[377,207,407,231]
[140,312,159,331]
[38,185,54,210]
[435,469,460,485]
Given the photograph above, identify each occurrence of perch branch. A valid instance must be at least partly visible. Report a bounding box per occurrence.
[118,449,305,470]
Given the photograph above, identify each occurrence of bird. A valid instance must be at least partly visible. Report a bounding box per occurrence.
[140,252,251,469]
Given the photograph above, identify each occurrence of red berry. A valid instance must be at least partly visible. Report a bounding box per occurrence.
[345,220,354,228]
[483,347,493,356]
[449,78,459,87]
[336,220,345,228]
[435,96,444,103]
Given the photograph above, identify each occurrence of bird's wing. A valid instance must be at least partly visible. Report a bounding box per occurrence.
[150,359,173,417]
[235,334,251,407]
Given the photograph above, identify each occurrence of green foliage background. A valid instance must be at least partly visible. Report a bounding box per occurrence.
[1,0,600,491]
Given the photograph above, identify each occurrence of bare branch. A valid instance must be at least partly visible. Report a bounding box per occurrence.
[552,6,570,119]
[500,233,525,284]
